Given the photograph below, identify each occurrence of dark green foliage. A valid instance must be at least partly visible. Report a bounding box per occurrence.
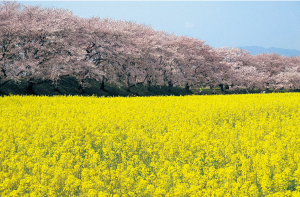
[0,79,29,95]
[1,76,299,97]
[0,76,194,97]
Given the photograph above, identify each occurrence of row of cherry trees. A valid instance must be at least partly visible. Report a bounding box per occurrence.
[1,1,300,94]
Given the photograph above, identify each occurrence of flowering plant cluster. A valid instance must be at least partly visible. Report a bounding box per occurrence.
[1,1,300,94]
[1,94,300,196]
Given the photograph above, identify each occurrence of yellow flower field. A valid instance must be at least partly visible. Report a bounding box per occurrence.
[1,93,300,197]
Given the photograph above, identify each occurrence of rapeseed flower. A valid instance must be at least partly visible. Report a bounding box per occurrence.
[1,94,300,196]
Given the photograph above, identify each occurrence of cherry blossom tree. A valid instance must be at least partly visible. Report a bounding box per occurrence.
[229,66,267,93]
[2,0,300,96]
[0,1,27,90]
[212,47,254,92]
[249,53,294,90]
[110,25,186,91]
[131,30,179,91]
[274,66,300,90]
[170,36,207,90]
[0,1,100,94]
[251,53,287,77]
[65,17,150,92]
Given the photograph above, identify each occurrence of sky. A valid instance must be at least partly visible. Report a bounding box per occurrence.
[13,1,300,51]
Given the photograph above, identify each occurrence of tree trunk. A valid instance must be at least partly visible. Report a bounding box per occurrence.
[126,76,131,92]
[147,80,151,91]
[53,80,59,91]
[168,80,173,92]
[185,83,190,92]
[219,84,224,92]
[100,79,105,91]
[100,80,104,90]
[27,81,36,95]
[78,79,85,94]
[99,76,108,92]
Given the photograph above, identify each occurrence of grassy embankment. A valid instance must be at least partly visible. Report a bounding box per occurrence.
[1,75,300,97]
